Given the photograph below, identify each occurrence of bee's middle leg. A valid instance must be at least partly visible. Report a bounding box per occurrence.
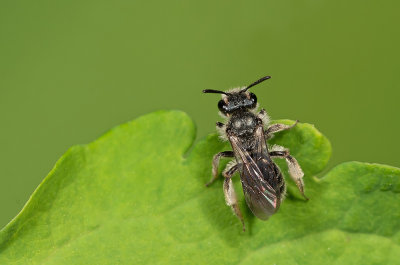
[222,164,245,231]
[269,146,308,200]
[205,151,234,187]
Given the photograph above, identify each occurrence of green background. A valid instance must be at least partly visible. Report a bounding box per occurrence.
[0,0,399,229]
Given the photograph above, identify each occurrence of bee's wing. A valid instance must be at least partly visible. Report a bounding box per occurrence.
[229,127,280,220]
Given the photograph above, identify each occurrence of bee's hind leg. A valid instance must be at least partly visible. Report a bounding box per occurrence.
[269,145,309,200]
[205,151,234,187]
[222,163,245,231]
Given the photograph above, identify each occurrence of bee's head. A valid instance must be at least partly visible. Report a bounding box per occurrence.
[203,76,270,115]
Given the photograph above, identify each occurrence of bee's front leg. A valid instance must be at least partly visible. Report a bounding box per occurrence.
[269,145,308,200]
[265,120,299,139]
[222,164,245,231]
[205,151,234,187]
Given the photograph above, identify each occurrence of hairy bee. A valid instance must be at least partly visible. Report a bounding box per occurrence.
[203,76,307,231]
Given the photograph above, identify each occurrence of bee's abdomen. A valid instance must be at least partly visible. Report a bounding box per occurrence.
[273,164,286,199]
[278,173,286,195]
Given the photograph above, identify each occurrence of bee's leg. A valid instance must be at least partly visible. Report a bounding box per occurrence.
[216,122,224,128]
[223,164,245,231]
[269,145,308,200]
[205,151,234,187]
[265,120,299,139]
[257,109,270,125]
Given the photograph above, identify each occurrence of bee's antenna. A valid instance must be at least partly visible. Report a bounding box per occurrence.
[243,76,271,91]
[203,89,230,95]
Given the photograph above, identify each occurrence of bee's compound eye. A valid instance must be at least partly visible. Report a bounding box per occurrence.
[218,100,227,113]
[249,92,257,108]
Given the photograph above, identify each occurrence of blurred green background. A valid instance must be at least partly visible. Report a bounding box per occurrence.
[0,0,399,228]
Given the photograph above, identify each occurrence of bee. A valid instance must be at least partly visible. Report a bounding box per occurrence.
[203,76,308,231]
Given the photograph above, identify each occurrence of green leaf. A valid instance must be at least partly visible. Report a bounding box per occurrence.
[1,110,399,264]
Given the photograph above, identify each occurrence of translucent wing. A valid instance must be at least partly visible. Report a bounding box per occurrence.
[229,126,282,220]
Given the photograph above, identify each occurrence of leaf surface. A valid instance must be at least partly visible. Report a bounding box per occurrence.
[1,111,399,264]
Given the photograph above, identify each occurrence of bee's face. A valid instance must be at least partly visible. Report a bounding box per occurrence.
[203,75,269,115]
[218,91,257,115]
